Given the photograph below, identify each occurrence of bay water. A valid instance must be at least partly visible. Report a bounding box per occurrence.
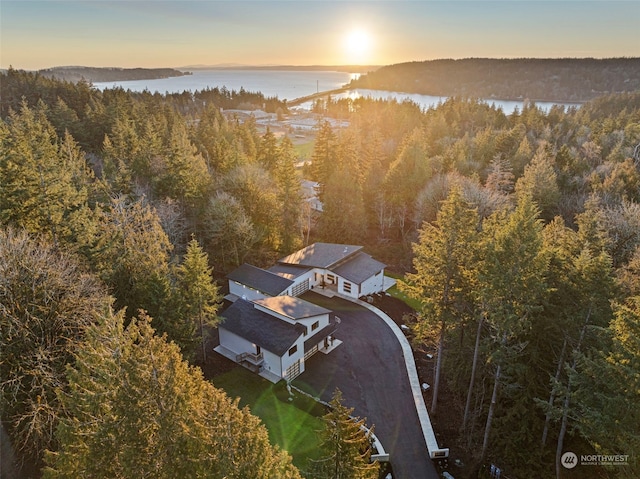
[93,69,579,114]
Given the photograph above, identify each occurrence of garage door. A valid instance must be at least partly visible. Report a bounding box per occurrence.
[292,279,309,297]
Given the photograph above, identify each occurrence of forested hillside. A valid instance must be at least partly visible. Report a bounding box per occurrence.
[38,66,190,83]
[349,58,640,102]
[1,67,640,478]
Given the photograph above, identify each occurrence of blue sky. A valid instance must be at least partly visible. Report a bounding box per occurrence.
[1,1,639,70]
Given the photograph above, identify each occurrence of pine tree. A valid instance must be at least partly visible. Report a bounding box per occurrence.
[307,389,378,479]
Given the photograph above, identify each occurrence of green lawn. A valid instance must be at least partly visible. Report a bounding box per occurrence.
[211,367,323,470]
[385,273,423,311]
[293,140,314,162]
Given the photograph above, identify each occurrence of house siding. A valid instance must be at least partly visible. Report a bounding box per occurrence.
[281,337,306,380]
[218,328,254,356]
[228,281,268,301]
[360,269,385,297]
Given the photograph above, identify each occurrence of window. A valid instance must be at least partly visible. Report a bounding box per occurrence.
[343,282,352,294]
[326,274,336,284]
[312,320,319,331]
[288,345,298,356]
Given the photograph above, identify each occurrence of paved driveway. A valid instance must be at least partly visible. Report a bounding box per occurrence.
[295,292,439,479]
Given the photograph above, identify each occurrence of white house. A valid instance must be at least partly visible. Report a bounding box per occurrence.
[216,296,337,383]
[271,243,387,299]
[226,243,387,302]
[226,263,294,301]
[218,243,387,381]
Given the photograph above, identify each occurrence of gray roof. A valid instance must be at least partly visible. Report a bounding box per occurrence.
[220,299,305,356]
[278,243,363,269]
[253,296,331,320]
[268,263,313,280]
[227,263,294,296]
[333,251,386,285]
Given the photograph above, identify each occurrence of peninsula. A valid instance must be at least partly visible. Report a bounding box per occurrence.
[38,66,190,83]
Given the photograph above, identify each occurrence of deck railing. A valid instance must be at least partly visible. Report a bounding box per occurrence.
[236,351,264,365]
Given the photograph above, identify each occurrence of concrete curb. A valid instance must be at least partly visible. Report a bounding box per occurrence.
[354,298,449,460]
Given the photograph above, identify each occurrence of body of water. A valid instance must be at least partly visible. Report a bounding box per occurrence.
[93,69,358,101]
[93,69,580,115]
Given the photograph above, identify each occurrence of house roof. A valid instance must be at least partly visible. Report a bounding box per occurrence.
[220,299,305,356]
[332,251,386,285]
[268,263,313,280]
[227,263,294,297]
[278,243,363,269]
[253,296,331,320]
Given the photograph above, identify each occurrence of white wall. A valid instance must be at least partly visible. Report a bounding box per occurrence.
[360,269,385,297]
[228,281,268,301]
[262,349,283,377]
[219,328,255,356]
[297,313,330,333]
[280,336,306,379]
[219,327,291,378]
[290,269,319,293]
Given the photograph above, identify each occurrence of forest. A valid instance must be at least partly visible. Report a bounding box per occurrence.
[1,66,640,478]
[37,66,190,84]
[349,58,640,103]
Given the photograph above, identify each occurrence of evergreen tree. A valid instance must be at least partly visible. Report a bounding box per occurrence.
[257,126,280,172]
[477,194,549,461]
[88,196,176,338]
[0,101,89,241]
[203,191,256,267]
[173,238,222,362]
[309,120,337,199]
[276,136,303,253]
[157,121,211,210]
[514,142,560,221]
[307,389,378,479]
[402,185,480,415]
[320,164,366,244]
[44,309,302,479]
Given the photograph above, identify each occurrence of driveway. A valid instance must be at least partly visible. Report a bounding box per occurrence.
[295,292,439,479]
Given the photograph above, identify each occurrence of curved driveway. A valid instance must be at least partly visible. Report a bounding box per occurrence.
[295,292,439,479]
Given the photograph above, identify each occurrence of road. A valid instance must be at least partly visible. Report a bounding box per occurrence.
[295,292,440,479]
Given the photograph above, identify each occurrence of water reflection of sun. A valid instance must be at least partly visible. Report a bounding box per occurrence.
[344,29,373,64]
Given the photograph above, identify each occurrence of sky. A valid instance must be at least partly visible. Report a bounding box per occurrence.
[1,0,639,70]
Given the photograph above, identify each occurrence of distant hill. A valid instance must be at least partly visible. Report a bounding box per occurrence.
[38,66,191,83]
[179,64,380,74]
[348,58,640,103]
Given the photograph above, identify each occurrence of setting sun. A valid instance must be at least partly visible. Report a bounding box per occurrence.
[344,29,373,64]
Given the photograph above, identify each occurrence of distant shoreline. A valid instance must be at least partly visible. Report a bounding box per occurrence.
[177,64,380,74]
[37,66,190,84]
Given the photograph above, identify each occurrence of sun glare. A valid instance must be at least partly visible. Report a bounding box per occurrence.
[344,29,372,64]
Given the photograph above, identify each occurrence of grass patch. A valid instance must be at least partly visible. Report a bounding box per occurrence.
[385,274,423,312]
[293,140,314,162]
[211,367,323,470]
